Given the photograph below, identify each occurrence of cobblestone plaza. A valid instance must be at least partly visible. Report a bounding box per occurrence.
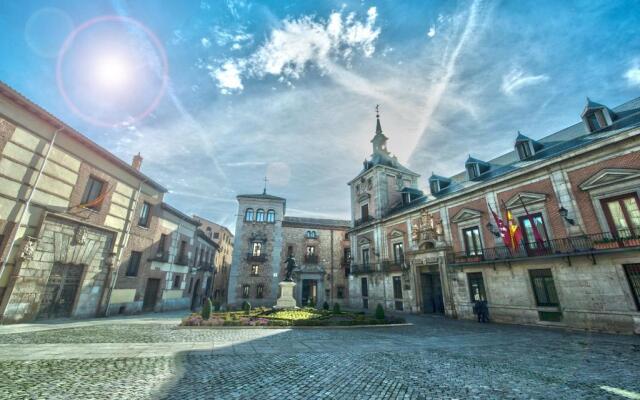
[0,313,639,399]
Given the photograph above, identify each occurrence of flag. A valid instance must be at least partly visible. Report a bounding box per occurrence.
[489,205,511,248]
[507,210,523,250]
[76,184,110,209]
[519,197,546,248]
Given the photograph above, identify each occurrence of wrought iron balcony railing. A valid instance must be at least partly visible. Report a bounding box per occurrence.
[354,216,375,227]
[175,255,190,266]
[150,251,169,263]
[450,231,640,265]
[350,263,382,274]
[246,253,266,262]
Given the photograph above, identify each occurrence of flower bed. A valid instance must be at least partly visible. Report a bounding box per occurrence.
[180,307,406,327]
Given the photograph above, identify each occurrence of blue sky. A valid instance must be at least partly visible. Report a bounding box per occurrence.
[1,0,640,230]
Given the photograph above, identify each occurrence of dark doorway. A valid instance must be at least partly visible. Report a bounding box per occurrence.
[393,276,403,311]
[361,277,369,309]
[143,278,160,312]
[38,264,84,319]
[301,279,317,306]
[191,279,200,311]
[421,272,444,314]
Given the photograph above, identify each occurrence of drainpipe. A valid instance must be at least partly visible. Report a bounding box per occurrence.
[0,127,63,293]
[104,179,145,316]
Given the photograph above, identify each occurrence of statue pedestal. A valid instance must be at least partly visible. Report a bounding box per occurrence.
[275,281,297,309]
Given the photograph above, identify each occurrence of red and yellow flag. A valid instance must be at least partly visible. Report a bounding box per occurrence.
[507,210,523,250]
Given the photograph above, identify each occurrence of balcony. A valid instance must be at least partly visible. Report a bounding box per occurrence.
[246,253,266,262]
[304,254,319,264]
[354,216,375,227]
[350,263,382,275]
[450,231,640,266]
[340,257,351,267]
[381,258,406,272]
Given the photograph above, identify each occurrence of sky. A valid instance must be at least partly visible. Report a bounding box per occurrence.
[1,0,640,231]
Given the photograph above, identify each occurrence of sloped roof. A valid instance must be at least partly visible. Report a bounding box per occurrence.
[283,216,350,229]
[237,193,286,201]
[431,96,640,198]
[161,203,201,226]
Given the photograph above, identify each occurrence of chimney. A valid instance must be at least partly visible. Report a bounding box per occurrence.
[132,152,143,171]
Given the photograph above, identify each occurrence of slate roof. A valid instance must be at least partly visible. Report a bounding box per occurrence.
[161,203,201,226]
[432,96,640,198]
[237,193,286,201]
[283,216,351,229]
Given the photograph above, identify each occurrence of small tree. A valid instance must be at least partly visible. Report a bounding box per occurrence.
[375,303,385,320]
[202,298,212,320]
[333,303,341,313]
[322,301,330,310]
[242,301,252,314]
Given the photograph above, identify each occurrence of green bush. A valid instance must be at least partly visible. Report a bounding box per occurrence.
[241,301,252,314]
[201,298,212,320]
[375,304,385,320]
[333,303,341,313]
[212,300,221,311]
[322,301,330,310]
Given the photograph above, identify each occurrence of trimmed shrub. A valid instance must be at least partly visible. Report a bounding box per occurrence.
[375,304,385,320]
[242,301,252,314]
[333,303,341,313]
[322,301,330,310]
[202,298,212,320]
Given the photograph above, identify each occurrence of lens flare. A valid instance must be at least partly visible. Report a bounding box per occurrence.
[56,15,168,127]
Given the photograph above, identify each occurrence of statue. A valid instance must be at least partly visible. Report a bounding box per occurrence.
[283,255,297,282]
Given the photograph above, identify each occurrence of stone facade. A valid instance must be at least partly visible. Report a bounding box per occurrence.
[347,99,640,334]
[227,194,350,309]
[192,215,234,304]
[0,81,223,323]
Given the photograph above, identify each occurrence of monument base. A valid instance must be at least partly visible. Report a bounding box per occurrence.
[275,281,297,309]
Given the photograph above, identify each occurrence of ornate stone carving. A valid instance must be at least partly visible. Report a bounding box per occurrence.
[20,236,38,261]
[412,210,444,250]
[73,226,87,246]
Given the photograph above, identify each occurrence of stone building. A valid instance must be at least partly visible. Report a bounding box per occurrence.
[0,81,218,322]
[193,215,234,304]
[227,192,350,309]
[347,99,640,334]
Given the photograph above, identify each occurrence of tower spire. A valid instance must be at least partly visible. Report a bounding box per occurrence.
[375,104,382,134]
[371,104,389,155]
[263,176,268,195]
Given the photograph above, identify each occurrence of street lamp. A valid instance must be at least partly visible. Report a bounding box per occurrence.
[558,206,575,225]
[486,222,501,238]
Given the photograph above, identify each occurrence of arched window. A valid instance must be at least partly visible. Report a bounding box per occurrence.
[256,209,265,222]
[244,208,254,221]
[267,209,275,223]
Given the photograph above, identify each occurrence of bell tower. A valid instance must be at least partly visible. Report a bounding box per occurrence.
[371,105,389,156]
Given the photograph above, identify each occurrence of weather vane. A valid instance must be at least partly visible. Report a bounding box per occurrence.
[375,104,380,118]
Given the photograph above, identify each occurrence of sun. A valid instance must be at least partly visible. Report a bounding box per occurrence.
[93,53,131,90]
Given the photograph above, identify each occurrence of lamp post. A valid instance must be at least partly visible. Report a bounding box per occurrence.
[558,206,575,225]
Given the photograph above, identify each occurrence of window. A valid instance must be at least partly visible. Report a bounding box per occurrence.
[242,284,250,298]
[126,251,142,276]
[467,164,479,180]
[81,176,105,210]
[393,242,404,264]
[587,112,602,131]
[177,240,188,264]
[256,284,264,299]
[529,269,559,307]
[361,277,369,309]
[244,208,254,221]
[516,142,532,160]
[624,264,640,310]
[462,227,483,256]
[601,194,640,238]
[337,286,344,299]
[306,246,315,255]
[287,245,294,257]
[200,248,205,266]
[156,234,167,259]
[467,272,486,302]
[138,202,151,227]
[206,227,212,238]
[251,265,259,276]
[173,274,181,289]
[361,204,369,220]
[188,277,194,293]
[267,209,275,223]
[256,209,265,222]
[393,276,402,299]
[251,242,262,256]
[362,248,370,266]
[213,232,220,239]
[518,213,549,250]
[343,248,351,263]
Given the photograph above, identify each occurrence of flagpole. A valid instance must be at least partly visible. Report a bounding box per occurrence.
[518,196,545,249]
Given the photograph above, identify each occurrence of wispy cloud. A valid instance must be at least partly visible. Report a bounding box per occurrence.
[501,67,550,95]
[211,7,380,93]
[625,59,640,87]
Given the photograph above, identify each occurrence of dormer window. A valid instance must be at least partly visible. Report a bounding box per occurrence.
[465,156,491,180]
[515,132,542,161]
[581,97,615,133]
[429,174,451,195]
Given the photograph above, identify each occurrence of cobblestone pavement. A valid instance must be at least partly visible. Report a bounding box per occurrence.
[0,314,639,399]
